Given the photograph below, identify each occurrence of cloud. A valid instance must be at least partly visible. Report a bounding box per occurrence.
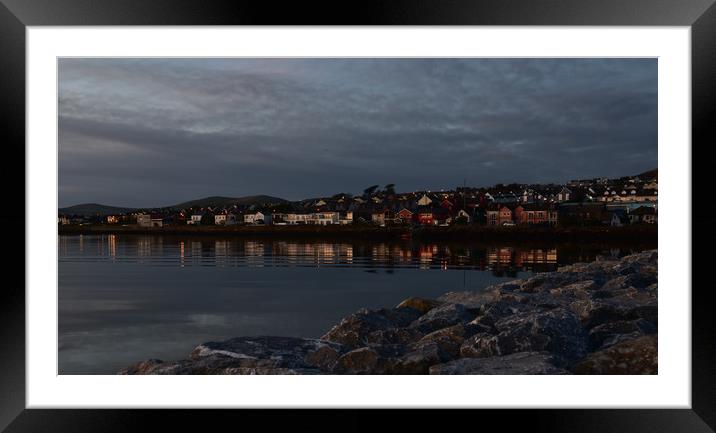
[58,58,657,207]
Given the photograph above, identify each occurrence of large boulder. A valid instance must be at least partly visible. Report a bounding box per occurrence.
[569,295,657,329]
[331,345,405,374]
[409,302,478,333]
[396,297,443,314]
[430,352,569,375]
[436,290,497,308]
[321,307,423,349]
[572,335,657,374]
[587,319,657,350]
[120,336,345,375]
[461,308,588,366]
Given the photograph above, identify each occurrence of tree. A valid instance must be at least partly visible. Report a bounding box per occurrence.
[363,185,379,197]
[384,184,396,195]
[200,213,214,225]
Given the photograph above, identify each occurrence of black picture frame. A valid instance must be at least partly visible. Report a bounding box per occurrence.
[1,0,713,431]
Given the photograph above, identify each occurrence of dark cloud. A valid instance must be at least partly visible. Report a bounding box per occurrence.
[58,58,657,207]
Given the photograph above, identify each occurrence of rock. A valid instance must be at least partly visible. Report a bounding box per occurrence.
[396,297,443,314]
[118,359,165,375]
[321,307,423,349]
[436,290,496,308]
[587,319,657,350]
[121,336,345,375]
[430,352,569,375]
[572,335,657,374]
[191,336,345,370]
[331,345,404,374]
[409,302,478,333]
[365,327,424,346]
[461,308,587,366]
[412,324,468,359]
[392,343,451,374]
[601,273,657,291]
[472,299,536,328]
[569,296,657,329]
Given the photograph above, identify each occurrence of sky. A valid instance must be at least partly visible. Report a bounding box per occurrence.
[58,58,657,208]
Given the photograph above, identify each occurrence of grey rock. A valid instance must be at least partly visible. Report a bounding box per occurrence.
[321,307,423,349]
[120,336,345,374]
[409,302,478,333]
[587,319,657,350]
[573,335,658,374]
[430,352,570,375]
[461,308,587,366]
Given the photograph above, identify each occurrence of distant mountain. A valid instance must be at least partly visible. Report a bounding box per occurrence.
[58,203,136,216]
[636,168,658,180]
[169,195,288,210]
[59,195,289,216]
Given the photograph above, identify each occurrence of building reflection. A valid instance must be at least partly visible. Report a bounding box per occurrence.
[59,235,656,275]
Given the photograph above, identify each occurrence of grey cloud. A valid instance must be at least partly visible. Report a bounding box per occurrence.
[58,58,657,207]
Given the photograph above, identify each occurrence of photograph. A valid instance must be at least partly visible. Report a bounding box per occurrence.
[57,57,658,376]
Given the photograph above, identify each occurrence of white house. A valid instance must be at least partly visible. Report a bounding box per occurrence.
[214,214,237,225]
[136,213,152,227]
[456,209,471,223]
[188,214,203,225]
[244,211,271,225]
[339,211,353,225]
[308,212,339,225]
[417,194,433,206]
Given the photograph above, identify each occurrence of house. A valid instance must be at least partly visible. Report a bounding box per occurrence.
[58,216,70,225]
[371,211,388,226]
[214,213,238,226]
[309,212,339,225]
[417,194,433,206]
[558,202,607,226]
[150,214,164,227]
[556,187,572,202]
[606,209,628,227]
[629,206,657,224]
[245,211,271,225]
[486,205,514,226]
[341,211,353,225]
[433,208,451,226]
[136,213,152,227]
[417,210,434,226]
[188,214,204,225]
[514,204,552,226]
[455,209,471,223]
[106,215,120,224]
[395,208,413,224]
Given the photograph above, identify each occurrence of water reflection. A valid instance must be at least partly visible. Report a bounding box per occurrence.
[58,234,654,374]
[58,234,650,276]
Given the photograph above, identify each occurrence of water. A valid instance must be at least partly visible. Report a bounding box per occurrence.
[58,234,653,374]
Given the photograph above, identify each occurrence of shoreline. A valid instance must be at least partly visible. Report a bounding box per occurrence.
[59,224,657,242]
[120,250,658,375]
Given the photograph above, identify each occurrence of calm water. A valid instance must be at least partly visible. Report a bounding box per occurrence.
[58,234,653,374]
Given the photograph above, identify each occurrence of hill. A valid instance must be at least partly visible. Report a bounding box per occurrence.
[636,168,657,180]
[58,203,136,216]
[59,195,289,216]
[168,195,287,210]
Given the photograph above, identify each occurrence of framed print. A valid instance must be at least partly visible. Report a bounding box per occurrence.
[1,0,714,431]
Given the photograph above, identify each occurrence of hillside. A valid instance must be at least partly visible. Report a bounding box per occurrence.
[60,195,289,216]
[59,203,137,216]
[636,168,657,180]
[169,195,287,210]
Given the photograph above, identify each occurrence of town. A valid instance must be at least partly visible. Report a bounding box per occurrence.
[58,169,657,229]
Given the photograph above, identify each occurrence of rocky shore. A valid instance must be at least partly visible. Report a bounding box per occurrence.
[120,250,658,375]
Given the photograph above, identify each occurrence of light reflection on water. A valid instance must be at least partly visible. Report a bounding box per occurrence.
[60,234,569,274]
[58,234,651,374]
